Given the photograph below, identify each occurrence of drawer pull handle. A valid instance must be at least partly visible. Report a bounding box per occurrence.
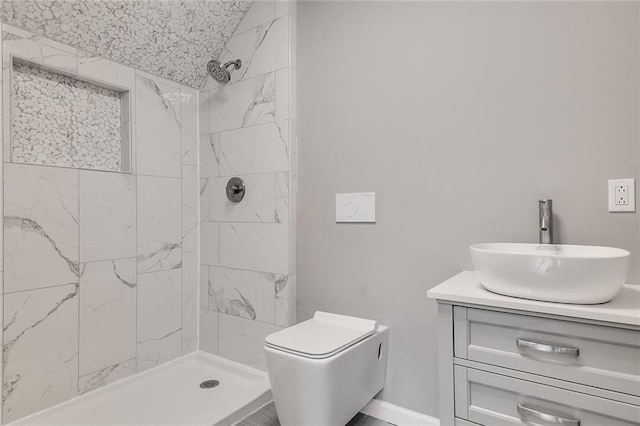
[516,338,580,357]
[517,403,580,426]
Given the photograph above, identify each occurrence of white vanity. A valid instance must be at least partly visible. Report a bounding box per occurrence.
[428,272,640,426]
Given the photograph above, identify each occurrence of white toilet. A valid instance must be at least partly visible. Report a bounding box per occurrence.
[264,311,388,426]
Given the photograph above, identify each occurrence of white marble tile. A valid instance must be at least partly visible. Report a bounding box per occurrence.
[2,28,77,74]
[219,121,288,176]
[79,171,136,262]
[275,172,289,224]
[200,133,220,179]
[218,313,281,371]
[200,178,210,222]
[208,267,277,323]
[6,0,251,87]
[182,165,198,253]
[200,76,220,93]
[288,278,297,325]
[78,51,136,90]
[136,69,180,91]
[208,174,275,223]
[219,15,288,84]
[0,23,3,159]
[137,176,182,273]
[235,1,276,34]
[219,223,288,274]
[205,265,216,310]
[288,120,298,174]
[275,68,289,122]
[200,222,219,266]
[182,252,198,355]
[199,90,211,135]
[2,48,8,160]
[4,164,78,293]
[79,258,136,377]
[3,284,79,423]
[136,75,181,178]
[122,120,134,174]
[200,263,210,309]
[2,24,77,54]
[78,359,136,395]
[288,6,297,70]
[181,85,198,166]
[11,62,124,171]
[288,67,297,121]
[275,274,293,327]
[288,219,296,277]
[137,270,182,372]
[200,308,219,355]
[1,2,253,88]
[209,72,275,133]
[275,0,296,18]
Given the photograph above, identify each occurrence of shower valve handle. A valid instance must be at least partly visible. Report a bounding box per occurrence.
[225,177,246,203]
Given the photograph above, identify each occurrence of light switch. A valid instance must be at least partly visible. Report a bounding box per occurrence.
[336,192,375,223]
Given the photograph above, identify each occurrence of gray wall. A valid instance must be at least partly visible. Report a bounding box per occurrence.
[297,1,639,417]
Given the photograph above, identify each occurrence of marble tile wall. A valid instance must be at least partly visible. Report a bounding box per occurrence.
[0,0,252,88]
[0,26,199,423]
[11,61,124,171]
[199,0,297,372]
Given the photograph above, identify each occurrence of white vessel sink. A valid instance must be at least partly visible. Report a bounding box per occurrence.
[470,243,631,304]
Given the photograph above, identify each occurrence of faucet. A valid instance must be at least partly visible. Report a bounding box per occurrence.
[538,199,553,244]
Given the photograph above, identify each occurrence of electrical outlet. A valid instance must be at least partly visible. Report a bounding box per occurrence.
[615,184,629,205]
[609,179,635,212]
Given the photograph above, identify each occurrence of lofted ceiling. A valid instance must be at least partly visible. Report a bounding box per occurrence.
[0,0,254,88]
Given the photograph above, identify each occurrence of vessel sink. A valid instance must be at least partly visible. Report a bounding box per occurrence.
[470,243,631,304]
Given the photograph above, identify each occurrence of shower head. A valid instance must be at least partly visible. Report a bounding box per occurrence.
[206,59,242,85]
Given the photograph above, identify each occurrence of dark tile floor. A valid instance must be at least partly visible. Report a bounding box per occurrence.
[236,402,395,426]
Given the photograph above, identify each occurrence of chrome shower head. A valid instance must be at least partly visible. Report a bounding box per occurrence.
[206,59,242,85]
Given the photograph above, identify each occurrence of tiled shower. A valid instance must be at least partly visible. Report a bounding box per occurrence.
[0,0,296,423]
[198,0,297,369]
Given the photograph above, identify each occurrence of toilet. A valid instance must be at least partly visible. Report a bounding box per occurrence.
[264,311,388,426]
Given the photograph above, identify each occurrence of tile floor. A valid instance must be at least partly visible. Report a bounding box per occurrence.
[236,402,395,426]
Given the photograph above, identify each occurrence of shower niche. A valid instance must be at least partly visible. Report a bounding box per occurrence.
[7,58,132,173]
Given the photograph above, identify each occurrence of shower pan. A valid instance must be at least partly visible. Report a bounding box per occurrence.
[11,353,271,425]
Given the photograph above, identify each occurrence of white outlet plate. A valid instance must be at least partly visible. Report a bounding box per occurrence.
[608,178,635,212]
[336,192,376,223]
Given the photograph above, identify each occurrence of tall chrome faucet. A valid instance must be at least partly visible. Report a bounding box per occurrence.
[538,199,553,244]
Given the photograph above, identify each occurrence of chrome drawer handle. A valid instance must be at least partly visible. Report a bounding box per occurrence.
[516,338,580,357]
[517,403,580,426]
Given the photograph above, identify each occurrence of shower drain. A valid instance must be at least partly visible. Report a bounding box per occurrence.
[199,379,220,389]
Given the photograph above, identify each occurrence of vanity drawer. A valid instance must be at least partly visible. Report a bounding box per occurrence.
[454,307,640,396]
[454,366,640,426]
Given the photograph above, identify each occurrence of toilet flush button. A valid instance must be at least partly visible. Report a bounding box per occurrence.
[343,202,356,218]
[336,193,375,223]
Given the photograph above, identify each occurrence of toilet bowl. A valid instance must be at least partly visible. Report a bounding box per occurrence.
[264,311,388,426]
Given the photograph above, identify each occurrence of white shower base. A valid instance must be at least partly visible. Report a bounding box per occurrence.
[11,352,272,426]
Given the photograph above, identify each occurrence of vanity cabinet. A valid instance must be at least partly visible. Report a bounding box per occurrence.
[428,272,640,426]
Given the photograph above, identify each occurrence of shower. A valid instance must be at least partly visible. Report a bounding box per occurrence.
[206,59,242,85]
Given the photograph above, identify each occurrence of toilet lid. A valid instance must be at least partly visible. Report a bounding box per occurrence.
[265,311,378,359]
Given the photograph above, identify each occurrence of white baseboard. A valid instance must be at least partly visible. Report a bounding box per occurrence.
[361,399,439,426]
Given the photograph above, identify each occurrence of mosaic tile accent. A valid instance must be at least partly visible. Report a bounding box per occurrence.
[0,0,253,88]
[11,61,123,171]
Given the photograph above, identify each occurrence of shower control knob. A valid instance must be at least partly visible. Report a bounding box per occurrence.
[226,177,246,203]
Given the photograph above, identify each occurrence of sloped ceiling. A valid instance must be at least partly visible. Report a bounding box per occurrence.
[0,0,253,88]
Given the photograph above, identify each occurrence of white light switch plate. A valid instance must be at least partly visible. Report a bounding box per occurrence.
[608,178,635,212]
[336,192,375,223]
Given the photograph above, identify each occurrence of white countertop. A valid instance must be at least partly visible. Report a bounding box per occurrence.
[427,271,640,327]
